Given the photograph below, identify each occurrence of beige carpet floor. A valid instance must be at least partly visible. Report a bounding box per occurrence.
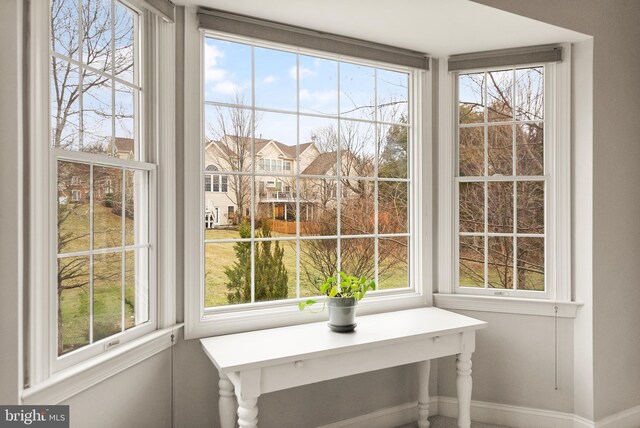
[395,415,511,428]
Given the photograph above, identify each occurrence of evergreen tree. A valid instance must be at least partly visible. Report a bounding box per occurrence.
[378,116,408,179]
[225,221,251,304]
[225,220,289,303]
[254,222,289,301]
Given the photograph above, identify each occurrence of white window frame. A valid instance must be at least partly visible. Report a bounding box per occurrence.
[25,0,178,400]
[434,46,579,318]
[183,11,431,339]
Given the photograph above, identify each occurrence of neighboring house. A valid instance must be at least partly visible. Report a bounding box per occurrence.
[58,143,130,206]
[57,138,134,205]
[203,134,367,228]
[114,137,135,160]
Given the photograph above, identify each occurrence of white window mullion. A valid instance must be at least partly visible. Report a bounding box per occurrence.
[51,51,143,92]
[373,68,379,290]
[511,69,518,292]
[89,165,95,344]
[483,181,488,290]
[250,44,256,304]
[483,72,489,290]
[295,53,301,300]
[336,61,342,276]
[121,169,126,332]
[77,0,84,151]
[111,0,116,157]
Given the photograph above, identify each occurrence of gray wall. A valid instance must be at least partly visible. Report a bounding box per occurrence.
[571,38,594,422]
[62,350,173,428]
[471,1,640,421]
[437,311,575,413]
[0,0,24,406]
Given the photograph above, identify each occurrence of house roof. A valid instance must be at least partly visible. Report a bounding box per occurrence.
[301,152,337,175]
[255,140,314,159]
[207,135,316,160]
[114,137,134,153]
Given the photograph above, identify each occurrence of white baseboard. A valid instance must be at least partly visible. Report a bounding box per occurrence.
[438,396,577,428]
[318,399,433,428]
[317,397,640,428]
[595,404,640,428]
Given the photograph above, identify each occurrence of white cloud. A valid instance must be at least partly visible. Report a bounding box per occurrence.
[214,81,241,96]
[289,65,316,80]
[299,89,338,103]
[204,43,226,83]
[262,75,277,84]
[204,42,249,98]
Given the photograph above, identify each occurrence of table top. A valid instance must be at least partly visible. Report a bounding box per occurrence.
[200,307,486,373]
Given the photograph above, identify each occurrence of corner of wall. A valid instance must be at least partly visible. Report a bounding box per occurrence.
[570,37,594,421]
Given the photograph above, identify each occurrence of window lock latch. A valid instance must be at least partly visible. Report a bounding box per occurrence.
[104,339,120,350]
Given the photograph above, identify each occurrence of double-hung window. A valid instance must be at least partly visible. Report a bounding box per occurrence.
[49,0,155,371]
[456,66,547,297]
[439,45,572,308]
[29,0,176,388]
[185,9,430,337]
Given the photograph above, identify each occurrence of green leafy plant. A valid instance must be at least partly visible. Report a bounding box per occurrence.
[298,271,375,311]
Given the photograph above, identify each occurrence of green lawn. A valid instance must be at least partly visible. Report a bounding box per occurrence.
[58,202,137,354]
[204,227,409,307]
[59,203,411,352]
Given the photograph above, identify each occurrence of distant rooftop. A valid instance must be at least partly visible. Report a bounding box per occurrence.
[207,135,315,159]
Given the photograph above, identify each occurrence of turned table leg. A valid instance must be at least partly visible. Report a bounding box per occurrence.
[456,352,473,428]
[417,359,431,428]
[237,396,259,428]
[218,372,236,428]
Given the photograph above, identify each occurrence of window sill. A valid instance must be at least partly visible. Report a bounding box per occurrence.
[22,324,182,405]
[186,291,427,339]
[433,293,582,318]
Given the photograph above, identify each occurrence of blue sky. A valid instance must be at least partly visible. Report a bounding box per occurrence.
[203,37,408,148]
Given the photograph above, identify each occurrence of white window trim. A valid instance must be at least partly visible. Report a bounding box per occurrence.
[21,324,181,405]
[26,0,178,397]
[183,7,431,339]
[435,45,578,317]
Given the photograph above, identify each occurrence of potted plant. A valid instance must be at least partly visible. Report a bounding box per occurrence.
[298,272,375,332]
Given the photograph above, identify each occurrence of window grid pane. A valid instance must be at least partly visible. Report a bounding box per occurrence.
[56,161,150,355]
[203,35,413,308]
[51,0,140,158]
[51,0,151,362]
[457,66,545,293]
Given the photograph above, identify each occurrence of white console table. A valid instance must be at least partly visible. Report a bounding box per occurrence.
[200,307,486,428]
